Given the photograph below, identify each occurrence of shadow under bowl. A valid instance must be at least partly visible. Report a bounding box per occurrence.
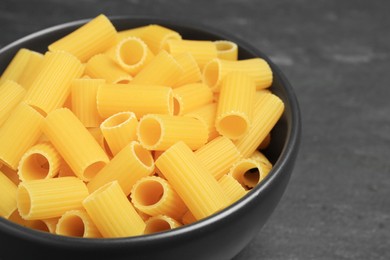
[0,16,301,260]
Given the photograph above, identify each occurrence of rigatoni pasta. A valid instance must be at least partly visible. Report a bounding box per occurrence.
[17,142,61,181]
[203,58,273,91]
[56,209,101,238]
[234,92,284,158]
[0,16,284,239]
[24,51,84,116]
[0,80,26,126]
[144,215,182,235]
[17,177,89,220]
[0,49,42,85]
[172,83,213,116]
[137,114,208,151]
[167,39,217,69]
[155,141,230,220]
[85,54,132,84]
[214,40,238,61]
[0,170,18,218]
[71,78,105,127]
[140,24,182,54]
[87,141,154,195]
[194,136,241,180]
[97,84,173,119]
[131,50,184,86]
[215,72,256,140]
[112,36,154,75]
[100,111,138,156]
[83,180,146,238]
[0,102,43,170]
[131,176,187,220]
[42,108,109,181]
[48,14,117,62]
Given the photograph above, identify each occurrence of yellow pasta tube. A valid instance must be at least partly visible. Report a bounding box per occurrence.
[140,24,182,54]
[194,136,241,180]
[0,49,42,85]
[229,157,270,189]
[0,170,17,218]
[215,72,256,140]
[214,40,238,61]
[83,180,146,238]
[24,51,84,116]
[85,54,132,84]
[100,111,138,156]
[87,141,154,196]
[185,103,219,141]
[218,174,247,203]
[144,215,182,235]
[117,26,149,41]
[41,218,60,234]
[17,51,44,89]
[0,102,43,170]
[131,176,187,220]
[86,127,113,158]
[155,141,229,220]
[172,52,202,87]
[181,210,196,225]
[173,83,213,116]
[17,142,61,181]
[112,37,154,75]
[71,78,105,127]
[97,84,173,119]
[58,160,76,178]
[167,39,217,69]
[56,209,101,238]
[0,165,20,185]
[137,114,208,151]
[203,58,273,91]
[48,14,117,62]
[234,92,284,158]
[0,80,26,126]
[131,50,184,86]
[249,150,273,180]
[17,177,89,220]
[42,108,109,181]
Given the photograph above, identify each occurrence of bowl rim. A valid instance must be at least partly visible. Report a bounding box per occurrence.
[0,15,301,248]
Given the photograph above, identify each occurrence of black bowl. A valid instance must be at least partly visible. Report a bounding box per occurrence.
[0,16,301,260]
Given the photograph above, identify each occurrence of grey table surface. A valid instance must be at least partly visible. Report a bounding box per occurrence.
[1,0,389,259]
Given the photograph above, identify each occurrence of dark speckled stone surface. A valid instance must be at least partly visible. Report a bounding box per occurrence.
[1,0,389,259]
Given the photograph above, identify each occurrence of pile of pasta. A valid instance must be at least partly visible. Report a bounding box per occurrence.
[0,14,284,238]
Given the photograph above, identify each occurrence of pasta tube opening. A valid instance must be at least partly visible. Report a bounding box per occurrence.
[84,161,106,180]
[132,178,164,207]
[173,97,181,116]
[19,153,50,180]
[57,215,85,237]
[243,168,260,188]
[30,220,50,233]
[215,41,236,52]
[137,117,162,148]
[216,114,249,140]
[133,142,154,168]
[203,59,220,89]
[144,215,181,234]
[101,111,134,128]
[115,37,152,74]
[230,159,265,189]
[16,185,31,218]
[214,40,238,61]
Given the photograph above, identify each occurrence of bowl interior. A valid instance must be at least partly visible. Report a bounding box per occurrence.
[0,16,300,250]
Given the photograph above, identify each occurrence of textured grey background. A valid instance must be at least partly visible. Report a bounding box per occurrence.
[1,0,389,259]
